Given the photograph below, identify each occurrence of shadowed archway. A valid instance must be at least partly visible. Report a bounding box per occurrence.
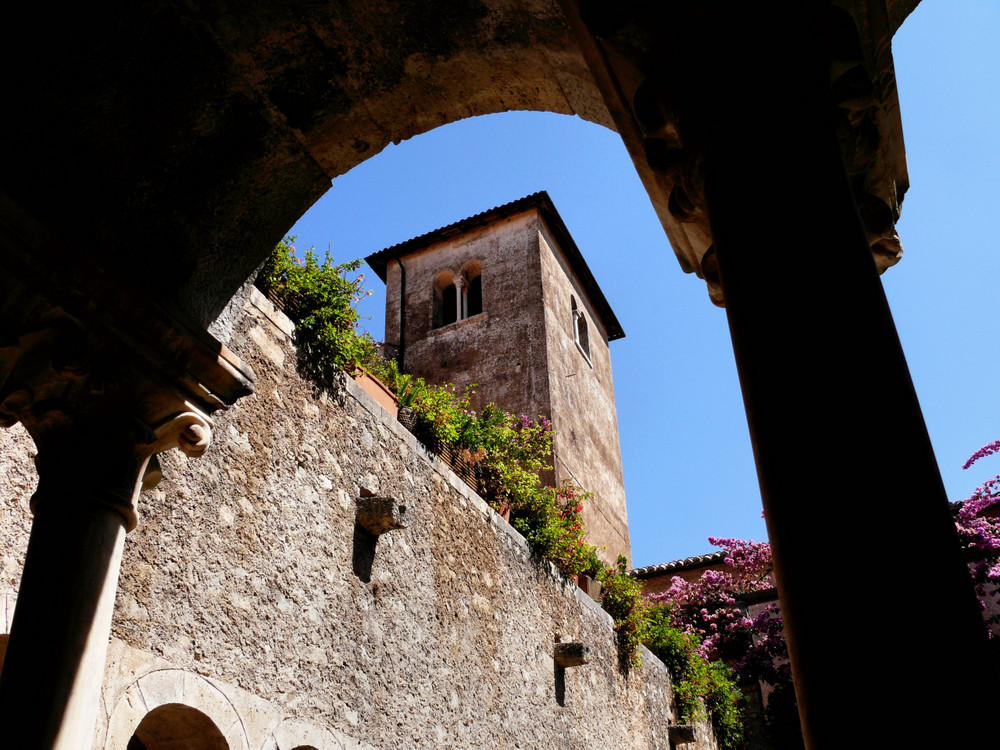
[0,0,612,328]
[127,704,228,750]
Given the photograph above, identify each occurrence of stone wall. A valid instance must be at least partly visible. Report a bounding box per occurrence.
[0,289,715,750]
[536,222,630,567]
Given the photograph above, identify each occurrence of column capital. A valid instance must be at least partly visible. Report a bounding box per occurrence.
[0,318,219,530]
[561,0,909,305]
[0,226,254,529]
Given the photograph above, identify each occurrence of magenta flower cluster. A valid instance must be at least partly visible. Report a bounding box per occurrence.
[649,538,773,663]
[963,439,1000,470]
[955,450,1000,631]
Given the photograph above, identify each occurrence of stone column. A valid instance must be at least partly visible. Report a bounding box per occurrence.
[0,404,213,749]
[454,277,467,322]
[0,254,246,750]
[657,5,996,746]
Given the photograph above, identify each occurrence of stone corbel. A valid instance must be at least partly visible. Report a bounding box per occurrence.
[561,0,910,305]
[141,406,215,489]
[553,641,590,668]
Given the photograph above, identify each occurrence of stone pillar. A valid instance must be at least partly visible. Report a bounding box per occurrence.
[454,277,467,322]
[0,406,213,749]
[654,5,996,746]
[0,414,142,749]
[0,252,247,750]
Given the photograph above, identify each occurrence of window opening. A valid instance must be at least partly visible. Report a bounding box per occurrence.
[572,297,591,361]
[466,272,482,317]
[442,283,458,326]
[434,266,483,328]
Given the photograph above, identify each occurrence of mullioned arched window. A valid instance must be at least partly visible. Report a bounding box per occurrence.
[433,264,483,328]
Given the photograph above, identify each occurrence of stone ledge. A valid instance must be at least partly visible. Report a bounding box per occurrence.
[247,287,295,340]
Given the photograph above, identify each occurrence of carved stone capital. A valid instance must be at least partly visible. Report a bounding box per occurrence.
[563,0,910,305]
[0,240,252,530]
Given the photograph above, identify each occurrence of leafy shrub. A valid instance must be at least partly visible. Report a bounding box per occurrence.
[599,555,649,670]
[645,604,744,750]
[408,380,474,445]
[512,483,596,576]
[256,237,379,380]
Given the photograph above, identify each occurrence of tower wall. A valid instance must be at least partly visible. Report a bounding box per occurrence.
[384,210,552,433]
[381,206,630,564]
[537,225,630,566]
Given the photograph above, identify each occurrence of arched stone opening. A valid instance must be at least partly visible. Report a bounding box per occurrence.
[433,270,457,328]
[126,703,229,750]
[571,295,590,362]
[0,1,615,328]
[462,261,483,318]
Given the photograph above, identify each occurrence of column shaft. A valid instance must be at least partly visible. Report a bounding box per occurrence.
[687,7,997,745]
[0,499,127,748]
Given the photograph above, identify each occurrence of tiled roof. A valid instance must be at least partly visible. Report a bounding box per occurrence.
[364,191,625,341]
[629,551,727,579]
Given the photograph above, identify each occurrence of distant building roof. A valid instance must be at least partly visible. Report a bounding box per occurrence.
[364,191,625,341]
[629,551,727,579]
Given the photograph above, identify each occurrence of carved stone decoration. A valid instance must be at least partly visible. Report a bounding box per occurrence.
[561,0,910,304]
[0,308,222,530]
[150,408,215,459]
[0,248,248,748]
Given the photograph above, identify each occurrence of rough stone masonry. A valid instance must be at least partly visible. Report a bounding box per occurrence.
[0,288,714,750]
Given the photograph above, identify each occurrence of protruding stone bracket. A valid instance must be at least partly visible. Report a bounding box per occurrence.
[352,495,408,584]
[553,639,589,706]
[355,496,408,536]
[668,724,697,746]
[553,641,590,668]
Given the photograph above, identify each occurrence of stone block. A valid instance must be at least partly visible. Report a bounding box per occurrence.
[553,642,590,668]
[668,724,697,744]
[355,496,408,536]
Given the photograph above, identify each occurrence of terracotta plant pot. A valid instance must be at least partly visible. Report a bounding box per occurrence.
[351,369,399,419]
[575,574,602,602]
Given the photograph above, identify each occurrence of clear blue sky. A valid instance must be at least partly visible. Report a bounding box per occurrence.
[289,1,1000,569]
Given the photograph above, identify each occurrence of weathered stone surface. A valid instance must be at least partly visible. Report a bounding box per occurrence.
[0,292,714,749]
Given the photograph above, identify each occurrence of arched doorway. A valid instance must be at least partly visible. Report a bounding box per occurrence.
[126,704,228,750]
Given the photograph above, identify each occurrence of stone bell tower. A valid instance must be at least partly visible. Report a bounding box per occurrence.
[366,192,631,566]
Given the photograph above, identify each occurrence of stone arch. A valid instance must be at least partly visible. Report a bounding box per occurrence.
[433,269,458,328]
[1,1,617,328]
[105,670,250,750]
[571,295,590,361]
[461,260,483,318]
[265,718,346,750]
[462,262,483,318]
[126,703,228,750]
